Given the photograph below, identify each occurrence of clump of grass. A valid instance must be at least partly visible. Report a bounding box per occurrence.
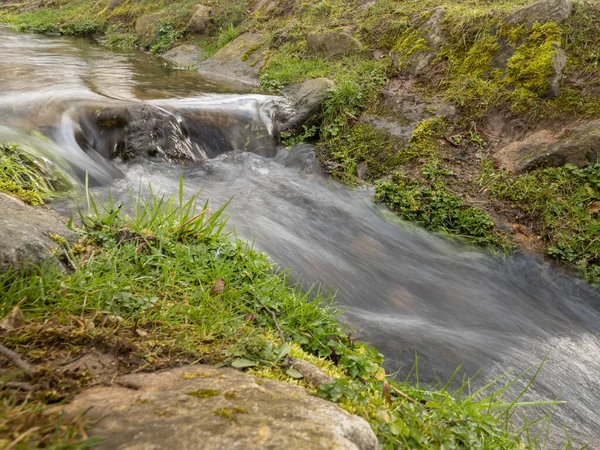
[0,143,69,205]
[480,160,600,283]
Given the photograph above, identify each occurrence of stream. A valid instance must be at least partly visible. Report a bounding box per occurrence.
[1,28,599,447]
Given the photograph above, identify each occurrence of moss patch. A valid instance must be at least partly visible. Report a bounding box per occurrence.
[0,143,69,205]
[504,22,562,97]
[186,389,221,399]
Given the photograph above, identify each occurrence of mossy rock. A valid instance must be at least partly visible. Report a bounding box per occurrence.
[59,365,378,450]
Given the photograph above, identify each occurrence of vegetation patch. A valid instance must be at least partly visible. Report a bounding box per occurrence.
[0,179,559,448]
[480,161,600,283]
[505,22,562,97]
[0,143,69,205]
[376,165,512,250]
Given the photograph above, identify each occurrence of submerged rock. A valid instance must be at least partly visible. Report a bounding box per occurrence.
[59,365,378,450]
[279,77,335,131]
[494,119,600,172]
[506,0,572,27]
[160,44,203,69]
[76,104,202,163]
[186,4,212,34]
[196,33,265,89]
[0,193,75,272]
[306,31,363,58]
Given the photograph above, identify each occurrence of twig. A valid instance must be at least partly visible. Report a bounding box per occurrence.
[178,208,209,230]
[0,381,34,391]
[390,385,417,404]
[0,344,33,379]
[255,298,286,346]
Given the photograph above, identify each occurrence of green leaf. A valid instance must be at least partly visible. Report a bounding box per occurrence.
[231,358,258,368]
[285,367,303,379]
[276,344,292,360]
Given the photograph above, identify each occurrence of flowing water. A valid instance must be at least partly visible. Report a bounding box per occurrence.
[1,28,599,447]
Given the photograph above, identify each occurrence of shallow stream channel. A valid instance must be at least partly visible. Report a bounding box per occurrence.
[1,27,599,447]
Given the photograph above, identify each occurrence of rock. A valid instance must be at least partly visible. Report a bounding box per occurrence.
[59,365,378,450]
[494,119,600,172]
[135,11,170,45]
[160,45,203,69]
[548,45,567,97]
[0,193,75,272]
[106,0,125,12]
[306,31,362,58]
[279,77,335,131]
[76,104,202,163]
[506,0,572,27]
[196,33,265,88]
[186,4,212,34]
[253,0,284,17]
[397,7,446,76]
[363,77,455,143]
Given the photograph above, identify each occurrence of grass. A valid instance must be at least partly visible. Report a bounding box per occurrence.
[0,171,563,448]
[480,161,600,284]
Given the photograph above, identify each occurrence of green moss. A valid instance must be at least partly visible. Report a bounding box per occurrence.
[456,35,499,77]
[392,29,431,70]
[212,406,249,420]
[318,123,404,184]
[186,389,220,399]
[0,143,68,205]
[497,23,528,46]
[504,22,562,97]
[241,43,262,61]
[406,117,446,159]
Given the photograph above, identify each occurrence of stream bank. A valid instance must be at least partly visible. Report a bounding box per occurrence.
[1,0,600,283]
[1,4,600,448]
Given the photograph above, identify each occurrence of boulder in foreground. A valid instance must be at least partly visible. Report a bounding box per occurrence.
[59,364,378,450]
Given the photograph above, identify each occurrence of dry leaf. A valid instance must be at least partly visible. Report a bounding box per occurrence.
[244,312,257,322]
[0,306,24,332]
[588,201,600,216]
[135,328,148,337]
[210,277,225,296]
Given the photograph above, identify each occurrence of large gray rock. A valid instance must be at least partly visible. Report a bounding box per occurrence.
[59,365,378,450]
[186,4,212,34]
[306,31,363,58]
[0,193,75,272]
[135,11,170,45]
[196,33,265,88]
[494,119,600,172]
[279,77,335,131]
[160,44,203,69]
[506,0,572,27]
